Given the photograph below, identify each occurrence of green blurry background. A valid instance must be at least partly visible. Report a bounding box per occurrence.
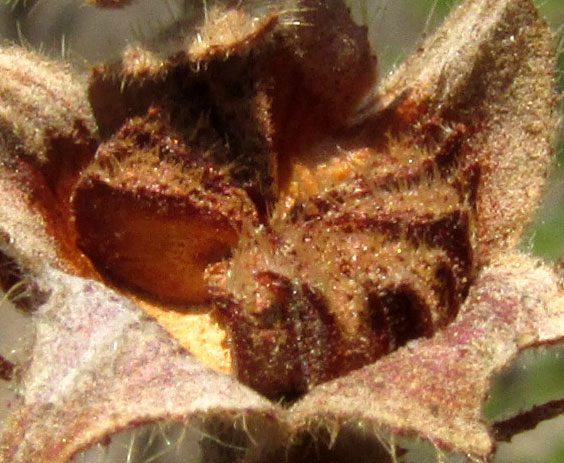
[0,0,563,461]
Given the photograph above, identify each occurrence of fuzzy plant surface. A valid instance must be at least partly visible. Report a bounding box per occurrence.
[0,0,562,462]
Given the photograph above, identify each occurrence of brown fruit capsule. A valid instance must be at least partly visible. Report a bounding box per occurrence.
[69,0,475,398]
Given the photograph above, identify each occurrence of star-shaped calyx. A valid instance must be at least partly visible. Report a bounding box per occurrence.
[0,0,561,461]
